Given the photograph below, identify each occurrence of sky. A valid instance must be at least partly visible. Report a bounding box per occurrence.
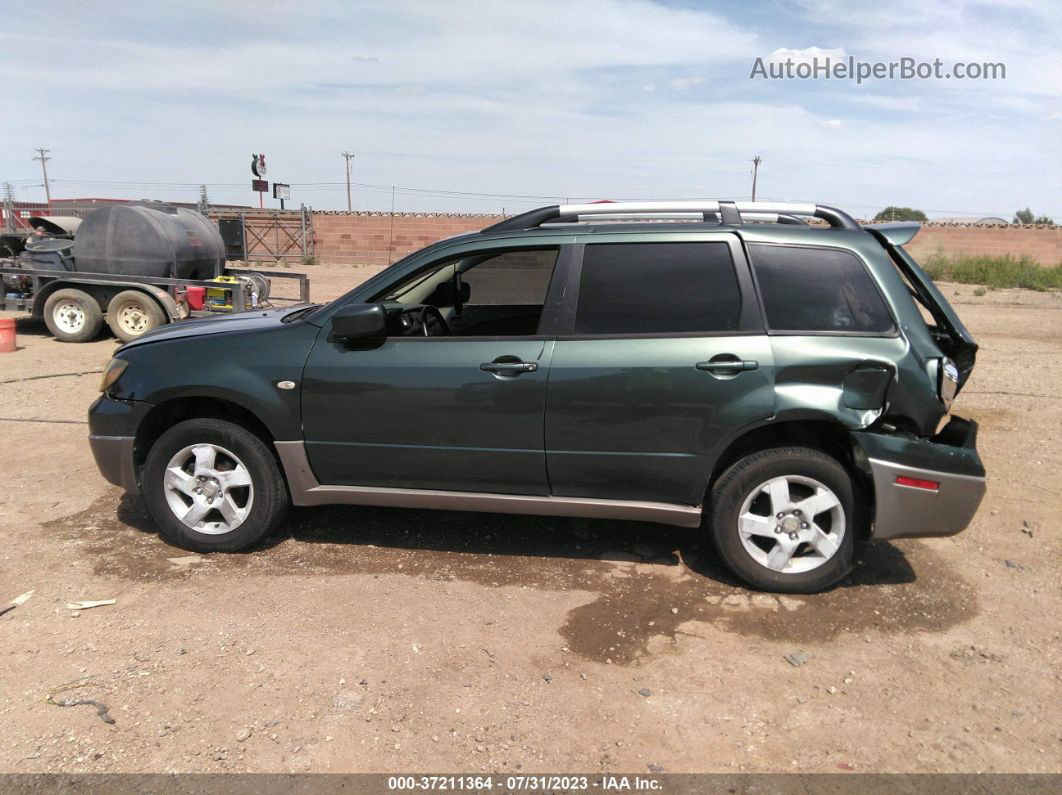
[1,0,1059,219]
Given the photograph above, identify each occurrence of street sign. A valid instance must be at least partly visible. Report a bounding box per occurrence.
[251,179,268,192]
[273,183,290,200]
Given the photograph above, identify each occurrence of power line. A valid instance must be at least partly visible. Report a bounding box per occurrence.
[9,175,1054,219]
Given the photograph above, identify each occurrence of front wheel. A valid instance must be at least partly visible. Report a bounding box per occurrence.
[709,446,862,593]
[142,418,289,552]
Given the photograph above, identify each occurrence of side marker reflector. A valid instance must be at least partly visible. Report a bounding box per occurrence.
[896,475,940,491]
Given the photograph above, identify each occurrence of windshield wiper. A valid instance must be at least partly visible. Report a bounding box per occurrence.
[281,304,322,323]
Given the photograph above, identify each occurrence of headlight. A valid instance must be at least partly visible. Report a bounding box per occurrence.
[939,357,959,409]
[99,358,129,392]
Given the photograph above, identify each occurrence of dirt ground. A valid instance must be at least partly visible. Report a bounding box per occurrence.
[0,267,1059,775]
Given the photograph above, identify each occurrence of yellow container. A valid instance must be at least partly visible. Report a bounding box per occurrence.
[206,275,238,310]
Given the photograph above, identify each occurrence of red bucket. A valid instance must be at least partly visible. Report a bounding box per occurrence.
[0,317,15,353]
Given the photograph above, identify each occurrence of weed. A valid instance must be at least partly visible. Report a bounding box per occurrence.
[920,252,1062,291]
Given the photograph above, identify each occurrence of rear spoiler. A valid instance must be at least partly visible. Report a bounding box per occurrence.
[864,222,920,246]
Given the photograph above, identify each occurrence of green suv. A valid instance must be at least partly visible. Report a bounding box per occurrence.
[89,200,985,593]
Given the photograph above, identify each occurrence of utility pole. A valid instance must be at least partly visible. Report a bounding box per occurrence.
[2,183,15,232]
[33,147,52,206]
[750,155,762,202]
[198,184,209,216]
[341,151,355,211]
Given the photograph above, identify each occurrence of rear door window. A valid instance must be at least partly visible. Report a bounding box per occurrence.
[574,242,741,335]
[748,244,894,333]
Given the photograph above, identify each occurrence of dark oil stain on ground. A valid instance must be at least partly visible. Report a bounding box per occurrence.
[47,489,978,664]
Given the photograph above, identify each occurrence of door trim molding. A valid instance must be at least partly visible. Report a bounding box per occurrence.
[275,441,703,527]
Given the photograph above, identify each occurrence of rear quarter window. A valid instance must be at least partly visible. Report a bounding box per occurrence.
[748,244,895,334]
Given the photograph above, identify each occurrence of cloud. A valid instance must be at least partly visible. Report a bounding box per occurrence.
[0,0,1056,219]
[768,46,847,65]
[669,76,705,91]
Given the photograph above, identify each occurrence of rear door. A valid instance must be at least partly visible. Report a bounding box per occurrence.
[544,236,775,506]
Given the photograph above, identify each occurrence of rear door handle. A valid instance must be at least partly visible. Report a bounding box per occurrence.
[696,358,759,374]
[481,360,538,375]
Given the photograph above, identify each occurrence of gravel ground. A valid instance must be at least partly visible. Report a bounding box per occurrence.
[0,270,1059,774]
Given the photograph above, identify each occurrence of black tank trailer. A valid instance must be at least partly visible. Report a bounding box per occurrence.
[1,205,308,342]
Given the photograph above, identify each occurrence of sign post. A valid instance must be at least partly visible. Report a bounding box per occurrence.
[251,179,268,207]
[251,153,268,208]
[273,182,291,210]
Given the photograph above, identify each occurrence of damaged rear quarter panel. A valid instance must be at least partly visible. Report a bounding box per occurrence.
[736,227,950,437]
[768,335,945,433]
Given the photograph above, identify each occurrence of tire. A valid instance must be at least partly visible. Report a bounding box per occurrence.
[43,288,103,343]
[709,446,863,593]
[141,418,289,552]
[106,290,167,342]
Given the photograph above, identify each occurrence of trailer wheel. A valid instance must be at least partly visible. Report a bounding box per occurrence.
[106,290,167,342]
[43,288,104,343]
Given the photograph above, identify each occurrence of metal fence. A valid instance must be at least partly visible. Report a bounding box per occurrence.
[209,206,315,263]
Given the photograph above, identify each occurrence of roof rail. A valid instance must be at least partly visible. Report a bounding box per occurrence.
[482,200,860,233]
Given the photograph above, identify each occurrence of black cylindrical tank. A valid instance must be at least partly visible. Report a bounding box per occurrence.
[72,205,225,280]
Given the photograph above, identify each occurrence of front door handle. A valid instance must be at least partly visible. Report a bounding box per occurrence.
[696,356,759,374]
[481,359,538,375]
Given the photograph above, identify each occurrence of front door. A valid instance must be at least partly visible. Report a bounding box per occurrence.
[300,244,565,495]
[545,238,775,506]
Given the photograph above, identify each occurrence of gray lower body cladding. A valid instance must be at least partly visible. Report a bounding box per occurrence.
[88,434,139,493]
[274,440,703,528]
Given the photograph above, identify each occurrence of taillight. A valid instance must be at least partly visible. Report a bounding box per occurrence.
[939,357,959,409]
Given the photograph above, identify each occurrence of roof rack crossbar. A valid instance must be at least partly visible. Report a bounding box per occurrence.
[481,201,859,233]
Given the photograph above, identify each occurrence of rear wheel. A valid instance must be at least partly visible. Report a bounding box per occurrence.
[709,446,861,593]
[43,288,103,343]
[142,418,289,552]
[106,290,167,342]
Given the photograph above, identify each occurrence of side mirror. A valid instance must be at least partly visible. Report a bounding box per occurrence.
[332,303,387,340]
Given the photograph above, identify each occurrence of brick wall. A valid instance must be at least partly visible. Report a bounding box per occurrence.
[312,212,504,266]
[308,212,1062,267]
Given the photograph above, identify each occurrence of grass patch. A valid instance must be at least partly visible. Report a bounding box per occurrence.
[921,252,1062,291]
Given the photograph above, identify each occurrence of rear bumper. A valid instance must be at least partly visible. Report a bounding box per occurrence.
[855,416,986,540]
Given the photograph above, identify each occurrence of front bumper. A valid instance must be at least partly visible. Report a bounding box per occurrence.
[854,416,986,540]
[88,394,152,494]
[89,434,139,493]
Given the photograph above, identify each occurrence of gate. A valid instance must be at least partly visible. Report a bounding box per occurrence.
[210,205,315,263]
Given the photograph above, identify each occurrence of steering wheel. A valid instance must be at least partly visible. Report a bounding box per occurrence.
[419,305,450,336]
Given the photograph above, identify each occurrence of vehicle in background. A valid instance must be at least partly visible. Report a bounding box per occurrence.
[89,200,985,593]
[1,205,308,342]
